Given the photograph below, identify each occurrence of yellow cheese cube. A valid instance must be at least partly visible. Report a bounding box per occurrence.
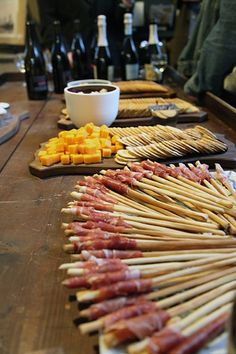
[61,154,70,165]
[84,152,102,164]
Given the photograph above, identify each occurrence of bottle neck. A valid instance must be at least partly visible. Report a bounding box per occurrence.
[53,22,63,44]
[148,23,159,45]
[97,22,108,47]
[26,22,37,48]
[124,22,133,36]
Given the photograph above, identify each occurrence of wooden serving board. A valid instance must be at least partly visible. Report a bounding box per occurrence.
[29,134,236,179]
[0,111,29,144]
[57,111,208,130]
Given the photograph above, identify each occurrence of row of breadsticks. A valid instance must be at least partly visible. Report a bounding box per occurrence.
[59,160,236,354]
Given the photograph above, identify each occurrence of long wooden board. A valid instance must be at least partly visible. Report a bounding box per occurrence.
[57,111,208,130]
[29,134,236,179]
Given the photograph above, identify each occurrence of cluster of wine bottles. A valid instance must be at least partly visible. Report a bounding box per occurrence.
[24,14,165,100]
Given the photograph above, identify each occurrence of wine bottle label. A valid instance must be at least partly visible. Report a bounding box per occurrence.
[144,64,157,81]
[32,75,47,92]
[107,65,114,81]
[125,64,139,80]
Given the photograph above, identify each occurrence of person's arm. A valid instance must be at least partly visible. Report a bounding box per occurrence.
[37,0,57,49]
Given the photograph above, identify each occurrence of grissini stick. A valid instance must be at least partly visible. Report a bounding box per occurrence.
[76,255,236,302]
[63,237,236,254]
[102,289,235,347]
[127,303,231,354]
[69,248,236,261]
[78,274,236,334]
[78,266,236,320]
[63,253,236,279]
[60,251,229,270]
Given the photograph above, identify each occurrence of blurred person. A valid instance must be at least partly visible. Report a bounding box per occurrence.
[178,0,236,98]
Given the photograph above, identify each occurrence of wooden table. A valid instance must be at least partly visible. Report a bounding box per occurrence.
[0,76,236,354]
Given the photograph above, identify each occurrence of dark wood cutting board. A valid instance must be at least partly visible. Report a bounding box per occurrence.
[0,111,29,144]
[57,111,208,130]
[29,134,236,179]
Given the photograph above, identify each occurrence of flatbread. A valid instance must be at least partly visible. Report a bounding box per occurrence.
[114,80,168,93]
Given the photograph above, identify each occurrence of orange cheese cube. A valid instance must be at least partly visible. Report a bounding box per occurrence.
[92,138,101,149]
[68,144,78,154]
[55,143,64,153]
[102,148,112,158]
[111,145,116,154]
[90,132,100,139]
[111,135,119,144]
[74,134,85,144]
[38,150,47,158]
[115,142,124,151]
[40,155,55,166]
[93,126,100,134]
[49,138,59,144]
[85,122,94,134]
[71,154,84,165]
[46,147,57,154]
[84,152,102,164]
[77,144,86,154]
[85,143,97,154]
[64,134,75,145]
[51,153,61,163]
[100,129,109,138]
[70,129,78,135]
[61,154,70,164]
[100,138,112,148]
[78,128,88,137]
[58,130,68,138]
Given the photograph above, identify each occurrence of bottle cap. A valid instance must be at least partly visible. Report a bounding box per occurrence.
[97,15,106,26]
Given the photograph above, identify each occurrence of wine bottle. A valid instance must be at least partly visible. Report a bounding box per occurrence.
[93,15,114,81]
[120,13,139,81]
[89,19,98,65]
[146,19,162,63]
[144,19,163,81]
[24,21,48,100]
[71,19,87,80]
[51,20,72,93]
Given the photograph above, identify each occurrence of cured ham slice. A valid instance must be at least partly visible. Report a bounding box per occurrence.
[94,279,152,302]
[79,186,115,203]
[104,310,170,346]
[87,296,145,320]
[100,176,129,194]
[168,312,229,354]
[146,327,185,354]
[63,269,140,289]
[104,300,157,328]
[72,236,137,253]
[81,249,143,260]
[68,221,128,234]
[72,200,113,211]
